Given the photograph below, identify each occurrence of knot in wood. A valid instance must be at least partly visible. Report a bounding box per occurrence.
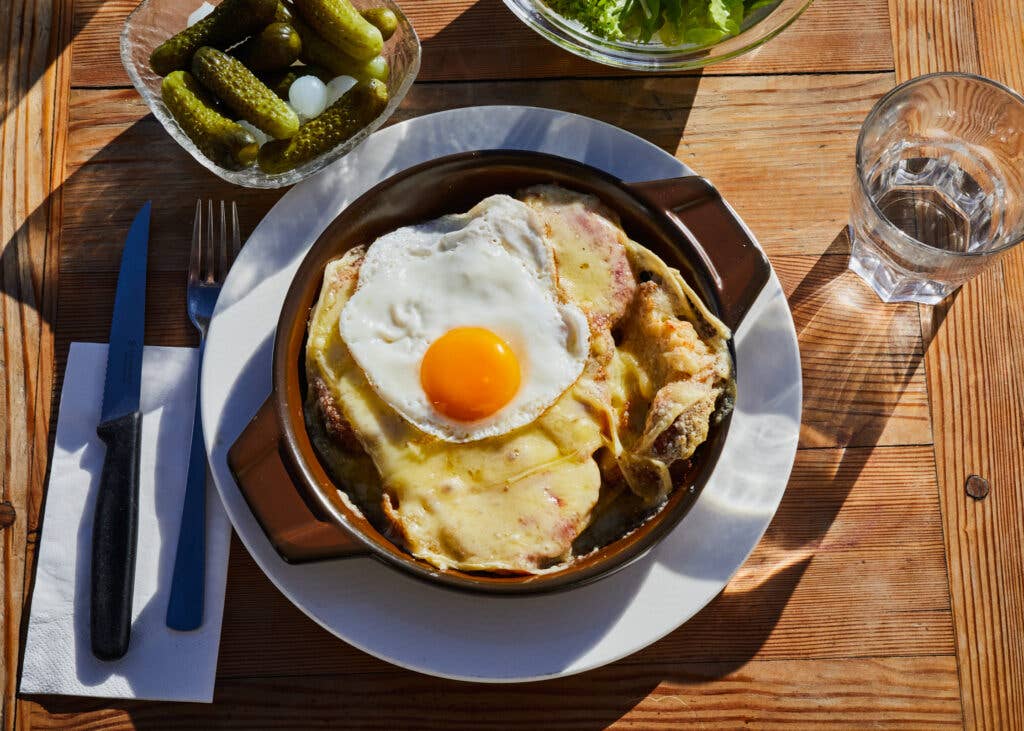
[0,501,15,529]
[965,474,990,500]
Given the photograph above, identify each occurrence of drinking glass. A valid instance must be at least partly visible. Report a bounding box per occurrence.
[848,72,1024,304]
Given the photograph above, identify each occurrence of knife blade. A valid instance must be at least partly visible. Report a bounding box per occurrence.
[91,201,150,661]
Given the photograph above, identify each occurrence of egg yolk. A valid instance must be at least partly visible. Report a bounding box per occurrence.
[420,327,521,422]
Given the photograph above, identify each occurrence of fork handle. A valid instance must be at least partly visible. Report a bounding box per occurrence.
[166,357,207,631]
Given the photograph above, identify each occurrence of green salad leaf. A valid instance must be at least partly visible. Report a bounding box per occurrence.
[545,0,630,39]
[545,0,775,44]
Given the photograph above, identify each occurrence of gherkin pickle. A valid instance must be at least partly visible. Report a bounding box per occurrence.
[258,78,388,173]
[161,70,258,169]
[359,55,388,82]
[192,47,300,139]
[313,49,386,82]
[232,22,303,71]
[261,68,302,99]
[149,0,277,76]
[288,11,387,80]
[293,0,383,60]
[288,12,344,72]
[320,51,387,82]
[360,7,397,40]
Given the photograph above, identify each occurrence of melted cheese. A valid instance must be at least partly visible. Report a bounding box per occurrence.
[521,185,636,326]
[609,243,733,503]
[307,249,605,572]
[305,186,734,574]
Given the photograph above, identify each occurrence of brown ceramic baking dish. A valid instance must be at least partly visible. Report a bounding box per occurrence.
[228,150,770,594]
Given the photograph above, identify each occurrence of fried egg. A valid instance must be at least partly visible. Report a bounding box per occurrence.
[307,248,605,572]
[338,195,590,443]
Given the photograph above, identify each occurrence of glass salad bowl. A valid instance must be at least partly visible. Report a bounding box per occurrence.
[121,0,421,188]
[503,0,815,71]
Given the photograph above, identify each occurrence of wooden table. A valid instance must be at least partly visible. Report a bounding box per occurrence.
[3,0,1023,727]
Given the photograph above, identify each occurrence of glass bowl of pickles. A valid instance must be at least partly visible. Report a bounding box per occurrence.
[122,0,420,187]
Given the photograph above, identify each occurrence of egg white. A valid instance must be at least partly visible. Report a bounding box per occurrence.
[338,195,590,443]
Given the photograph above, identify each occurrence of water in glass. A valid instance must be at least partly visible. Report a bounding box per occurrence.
[849,74,1024,305]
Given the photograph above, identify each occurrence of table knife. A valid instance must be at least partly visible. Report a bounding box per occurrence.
[91,201,150,661]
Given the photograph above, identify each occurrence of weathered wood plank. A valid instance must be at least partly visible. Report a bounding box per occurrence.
[0,0,72,728]
[886,0,978,78]
[921,249,1024,731]
[212,445,951,679]
[669,72,896,258]
[971,0,1024,93]
[889,0,1024,727]
[70,0,894,87]
[23,655,963,729]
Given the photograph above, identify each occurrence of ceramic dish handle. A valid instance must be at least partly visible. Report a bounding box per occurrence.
[630,176,771,330]
[228,395,367,563]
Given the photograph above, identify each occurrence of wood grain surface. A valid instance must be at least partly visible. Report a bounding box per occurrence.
[70,0,894,86]
[1,0,72,727]
[23,656,963,729]
[63,71,891,264]
[5,0,1024,727]
[887,2,1024,728]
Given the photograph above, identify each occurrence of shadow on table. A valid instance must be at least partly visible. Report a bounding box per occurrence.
[11,114,284,707]
[16,65,707,725]
[3,7,106,679]
[639,230,954,673]
[1,1,102,127]
[402,0,704,158]
[12,33,954,727]
[419,0,640,81]
[790,230,954,448]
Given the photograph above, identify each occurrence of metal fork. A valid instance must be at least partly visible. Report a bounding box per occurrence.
[167,200,241,631]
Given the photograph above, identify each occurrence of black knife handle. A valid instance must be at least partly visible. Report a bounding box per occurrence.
[91,410,142,661]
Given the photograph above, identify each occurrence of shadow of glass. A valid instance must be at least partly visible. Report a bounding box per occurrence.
[792,229,937,451]
[642,229,942,683]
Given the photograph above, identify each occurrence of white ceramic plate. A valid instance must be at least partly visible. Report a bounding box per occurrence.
[202,106,802,683]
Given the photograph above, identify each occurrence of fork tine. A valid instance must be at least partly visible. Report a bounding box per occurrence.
[189,200,202,285]
[218,200,228,279]
[205,200,214,282]
[230,202,241,264]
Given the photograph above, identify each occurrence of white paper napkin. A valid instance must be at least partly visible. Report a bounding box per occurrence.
[20,342,232,703]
